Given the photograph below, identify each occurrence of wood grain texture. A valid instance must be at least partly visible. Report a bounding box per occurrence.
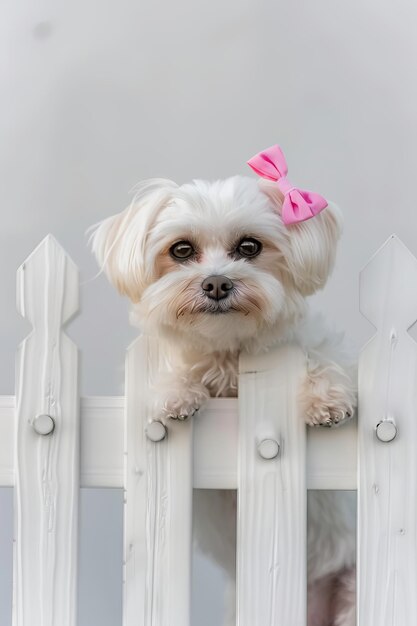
[237,345,307,626]
[13,236,79,626]
[359,235,417,625]
[124,336,193,626]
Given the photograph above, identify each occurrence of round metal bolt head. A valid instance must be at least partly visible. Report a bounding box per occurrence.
[33,414,55,435]
[376,420,397,442]
[258,438,280,460]
[146,421,167,442]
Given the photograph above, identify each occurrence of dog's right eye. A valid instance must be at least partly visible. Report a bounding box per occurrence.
[170,241,195,260]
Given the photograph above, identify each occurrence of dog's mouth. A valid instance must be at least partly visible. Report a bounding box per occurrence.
[197,303,238,315]
[193,298,261,317]
[176,300,239,318]
[175,286,263,319]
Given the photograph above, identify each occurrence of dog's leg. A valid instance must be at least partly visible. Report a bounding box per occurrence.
[152,349,237,421]
[301,357,355,427]
[307,489,356,626]
[333,567,356,626]
[152,369,210,421]
[307,574,334,626]
[307,491,356,581]
[296,314,357,427]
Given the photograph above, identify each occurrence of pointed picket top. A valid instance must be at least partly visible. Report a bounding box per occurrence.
[358,233,417,625]
[360,234,417,332]
[14,234,80,626]
[16,234,79,328]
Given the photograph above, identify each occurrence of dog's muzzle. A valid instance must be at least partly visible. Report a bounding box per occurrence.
[202,275,234,300]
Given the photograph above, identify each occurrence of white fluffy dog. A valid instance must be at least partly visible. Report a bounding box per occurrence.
[91,151,357,625]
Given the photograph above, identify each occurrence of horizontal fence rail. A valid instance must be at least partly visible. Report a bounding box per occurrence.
[0,396,358,490]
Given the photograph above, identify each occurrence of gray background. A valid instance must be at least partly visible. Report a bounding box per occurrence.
[1,0,417,623]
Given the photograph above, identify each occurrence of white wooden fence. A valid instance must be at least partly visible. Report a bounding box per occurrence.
[0,233,416,625]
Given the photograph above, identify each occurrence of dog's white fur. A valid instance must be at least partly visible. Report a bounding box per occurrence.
[92,174,356,625]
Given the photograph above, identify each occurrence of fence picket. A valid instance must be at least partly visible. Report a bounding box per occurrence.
[124,335,193,626]
[237,345,307,626]
[359,235,417,625]
[13,235,79,626]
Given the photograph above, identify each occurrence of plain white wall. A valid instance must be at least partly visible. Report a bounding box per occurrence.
[1,0,417,623]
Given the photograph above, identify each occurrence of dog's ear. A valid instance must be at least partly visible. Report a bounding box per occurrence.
[91,178,177,302]
[259,179,342,296]
[284,203,342,295]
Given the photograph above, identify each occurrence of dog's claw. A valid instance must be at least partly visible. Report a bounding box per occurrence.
[168,408,198,421]
[310,409,353,428]
[169,413,188,421]
[329,411,351,427]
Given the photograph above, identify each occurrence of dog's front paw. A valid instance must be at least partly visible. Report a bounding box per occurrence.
[158,382,210,422]
[164,403,198,422]
[301,368,356,428]
[304,402,352,428]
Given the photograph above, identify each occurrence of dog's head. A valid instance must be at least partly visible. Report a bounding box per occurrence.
[91,176,341,350]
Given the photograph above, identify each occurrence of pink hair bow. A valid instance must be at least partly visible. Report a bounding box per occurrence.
[247,144,328,225]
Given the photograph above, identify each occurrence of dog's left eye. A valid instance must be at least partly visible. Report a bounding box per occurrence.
[236,238,262,258]
[170,240,195,260]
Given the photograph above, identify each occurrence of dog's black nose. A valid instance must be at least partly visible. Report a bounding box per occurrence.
[202,275,234,300]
